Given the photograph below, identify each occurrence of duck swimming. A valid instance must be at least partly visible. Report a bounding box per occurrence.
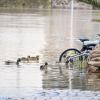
[5,58,21,66]
[40,62,48,70]
[19,55,39,63]
[20,57,28,63]
[27,55,39,62]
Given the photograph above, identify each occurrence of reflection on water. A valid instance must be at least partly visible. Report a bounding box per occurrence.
[0,9,100,96]
[86,73,100,91]
[0,13,46,62]
[0,64,42,88]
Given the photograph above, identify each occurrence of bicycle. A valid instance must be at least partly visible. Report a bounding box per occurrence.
[59,37,100,64]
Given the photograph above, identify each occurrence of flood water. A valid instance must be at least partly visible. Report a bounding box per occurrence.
[0,9,100,96]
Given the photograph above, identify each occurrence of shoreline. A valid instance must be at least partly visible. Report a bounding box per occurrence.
[0,89,100,100]
[0,7,95,14]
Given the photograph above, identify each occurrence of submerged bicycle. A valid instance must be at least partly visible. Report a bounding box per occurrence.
[59,37,100,64]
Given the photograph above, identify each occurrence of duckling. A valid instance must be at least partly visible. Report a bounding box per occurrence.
[40,62,48,70]
[20,57,28,63]
[16,58,21,66]
[5,60,15,65]
[27,55,39,62]
[5,58,21,66]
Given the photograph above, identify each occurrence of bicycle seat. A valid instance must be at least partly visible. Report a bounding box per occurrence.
[84,40,99,45]
[79,39,89,42]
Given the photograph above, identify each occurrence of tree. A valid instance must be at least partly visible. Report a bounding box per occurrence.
[77,0,100,9]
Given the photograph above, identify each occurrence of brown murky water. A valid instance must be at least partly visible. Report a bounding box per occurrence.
[0,9,100,96]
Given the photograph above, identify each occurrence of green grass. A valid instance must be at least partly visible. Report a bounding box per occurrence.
[92,19,100,22]
[78,0,100,9]
[69,56,88,72]
[0,0,51,8]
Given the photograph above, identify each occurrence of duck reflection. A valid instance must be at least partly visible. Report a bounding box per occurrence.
[42,63,87,90]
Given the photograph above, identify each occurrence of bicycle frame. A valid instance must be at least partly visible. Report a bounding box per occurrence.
[65,51,90,63]
[59,34,100,63]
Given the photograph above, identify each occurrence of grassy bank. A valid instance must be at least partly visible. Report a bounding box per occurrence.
[0,0,51,8]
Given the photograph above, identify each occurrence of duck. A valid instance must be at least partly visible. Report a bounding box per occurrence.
[40,62,48,70]
[27,55,39,62]
[5,58,21,66]
[20,55,39,63]
[20,57,28,63]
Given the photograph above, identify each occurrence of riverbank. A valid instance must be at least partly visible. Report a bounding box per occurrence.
[0,7,51,13]
[0,0,92,10]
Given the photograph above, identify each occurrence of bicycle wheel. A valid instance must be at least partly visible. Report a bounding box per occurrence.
[59,48,81,63]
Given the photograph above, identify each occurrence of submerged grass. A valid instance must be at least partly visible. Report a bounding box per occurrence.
[69,56,88,72]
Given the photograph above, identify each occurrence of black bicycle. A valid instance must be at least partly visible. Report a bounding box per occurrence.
[59,38,99,63]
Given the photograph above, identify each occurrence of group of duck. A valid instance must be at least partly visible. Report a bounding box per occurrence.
[5,55,48,70]
[5,55,39,65]
[87,44,100,73]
